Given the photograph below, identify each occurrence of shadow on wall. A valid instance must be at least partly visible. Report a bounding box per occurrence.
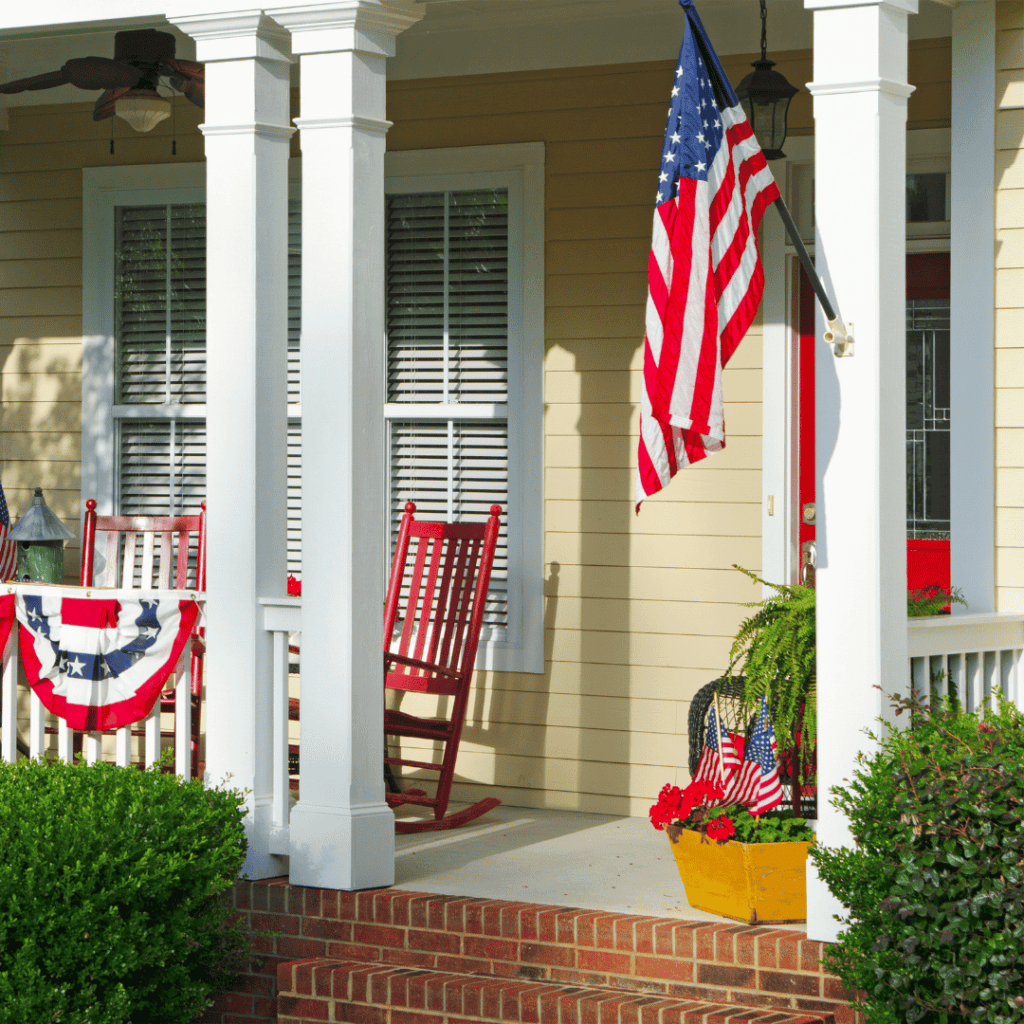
[1,338,84,577]
[461,559,561,796]
[570,339,638,813]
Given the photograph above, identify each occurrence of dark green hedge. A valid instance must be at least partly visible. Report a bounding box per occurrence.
[811,696,1024,1024]
[0,756,248,1024]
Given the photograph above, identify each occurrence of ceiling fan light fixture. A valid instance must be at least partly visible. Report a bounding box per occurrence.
[115,90,171,133]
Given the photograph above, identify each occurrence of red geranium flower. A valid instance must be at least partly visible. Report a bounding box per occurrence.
[287,574,302,596]
[705,816,736,843]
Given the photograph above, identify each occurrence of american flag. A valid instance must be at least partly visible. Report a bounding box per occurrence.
[733,696,784,816]
[0,479,17,581]
[693,703,742,799]
[636,0,780,510]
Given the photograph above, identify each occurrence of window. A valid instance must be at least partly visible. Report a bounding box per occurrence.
[384,145,545,673]
[113,202,207,517]
[83,144,543,672]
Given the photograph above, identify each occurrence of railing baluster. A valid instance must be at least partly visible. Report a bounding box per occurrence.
[272,627,288,830]
[1,622,17,763]
[29,688,43,757]
[115,725,131,767]
[969,651,981,712]
[57,721,73,763]
[84,733,102,765]
[176,650,191,780]
[144,702,160,768]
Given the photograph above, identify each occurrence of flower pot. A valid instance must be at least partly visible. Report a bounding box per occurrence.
[666,824,809,924]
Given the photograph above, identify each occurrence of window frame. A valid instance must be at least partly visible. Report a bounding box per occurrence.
[384,143,545,675]
[82,163,207,521]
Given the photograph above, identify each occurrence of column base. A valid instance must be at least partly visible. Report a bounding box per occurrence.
[289,800,396,890]
[243,797,291,881]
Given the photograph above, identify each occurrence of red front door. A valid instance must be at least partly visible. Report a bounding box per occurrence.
[797,253,951,589]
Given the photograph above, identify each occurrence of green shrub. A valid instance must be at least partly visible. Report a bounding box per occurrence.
[810,694,1024,1024]
[0,756,249,1024]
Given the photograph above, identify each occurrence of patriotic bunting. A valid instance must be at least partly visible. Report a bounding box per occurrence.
[14,592,199,732]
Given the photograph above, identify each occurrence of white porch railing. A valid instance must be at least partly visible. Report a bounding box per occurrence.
[0,583,204,776]
[908,611,1024,711]
[259,594,301,854]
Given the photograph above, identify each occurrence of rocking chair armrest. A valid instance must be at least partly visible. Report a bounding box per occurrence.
[384,651,461,679]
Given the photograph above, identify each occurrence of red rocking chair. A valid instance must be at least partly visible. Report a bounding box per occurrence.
[384,502,503,833]
[80,499,207,777]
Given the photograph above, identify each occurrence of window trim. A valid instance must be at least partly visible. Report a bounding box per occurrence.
[384,143,545,675]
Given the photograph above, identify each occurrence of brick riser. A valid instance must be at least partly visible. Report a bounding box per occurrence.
[204,882,857,1024]
[276,960,835,1024]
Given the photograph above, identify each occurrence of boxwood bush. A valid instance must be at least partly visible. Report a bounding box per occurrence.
[811,694,1024,1024]
[0,756,249,1024]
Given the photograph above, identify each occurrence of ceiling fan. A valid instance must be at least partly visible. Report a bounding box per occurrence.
[0,29,203,133]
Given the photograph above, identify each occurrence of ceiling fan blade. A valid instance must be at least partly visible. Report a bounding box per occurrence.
[92,86,132,122]
[63,57,141,92]
[180,78,204,109]
[162,57,204,84]
[0,69,68,94]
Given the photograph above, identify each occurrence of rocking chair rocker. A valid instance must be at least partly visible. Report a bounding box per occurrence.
[384,502,503,833]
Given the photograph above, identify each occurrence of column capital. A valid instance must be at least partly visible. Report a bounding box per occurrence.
[167,10,293,64]
[267,1,424,58]
[804,0,917,11]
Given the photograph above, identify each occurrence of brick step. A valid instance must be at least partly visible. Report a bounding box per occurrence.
[210,883,858,1023]
[276,959,837,1024]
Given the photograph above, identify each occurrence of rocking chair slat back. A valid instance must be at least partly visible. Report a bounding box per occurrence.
[386,514,497,698]
[84,510,207,592]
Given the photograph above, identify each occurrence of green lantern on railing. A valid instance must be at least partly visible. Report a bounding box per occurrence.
[8,487,75,584]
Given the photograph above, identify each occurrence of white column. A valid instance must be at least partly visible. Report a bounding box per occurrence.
[950,3,996,615]
[804,0,915,942]
[267,1,423,890]
[167,11,293,880]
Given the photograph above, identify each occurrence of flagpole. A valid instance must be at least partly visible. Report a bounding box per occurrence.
[772,196,854,356]
[712,689,726,795]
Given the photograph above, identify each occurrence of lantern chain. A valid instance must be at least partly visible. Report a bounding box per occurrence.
[760,0,768,62]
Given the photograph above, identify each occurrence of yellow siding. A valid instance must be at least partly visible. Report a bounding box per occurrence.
[997,1,1024,611]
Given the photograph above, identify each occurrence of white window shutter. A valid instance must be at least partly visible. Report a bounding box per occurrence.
[385,189,511,641]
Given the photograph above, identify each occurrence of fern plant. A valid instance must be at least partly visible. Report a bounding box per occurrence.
[727,565,815,758]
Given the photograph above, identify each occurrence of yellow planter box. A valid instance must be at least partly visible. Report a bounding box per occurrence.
[666,824,809,925]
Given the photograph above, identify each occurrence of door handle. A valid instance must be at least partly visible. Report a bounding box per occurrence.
[800,539,816,586]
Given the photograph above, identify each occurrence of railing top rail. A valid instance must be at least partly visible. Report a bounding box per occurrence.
[908,611,1024,632]
[908,611,1024,659]
[1,582,204,603]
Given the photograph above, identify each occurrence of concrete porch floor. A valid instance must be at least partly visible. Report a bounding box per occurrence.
[391,802,798,927]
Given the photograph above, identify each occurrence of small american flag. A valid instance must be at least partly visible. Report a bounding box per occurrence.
[636,0,780,510]
[0,480,17,581]
[693,703,742,799]
[733,696,783,815]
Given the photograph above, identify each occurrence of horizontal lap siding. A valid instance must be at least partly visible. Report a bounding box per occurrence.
[388,57,777,816]
[996,2,1024,607]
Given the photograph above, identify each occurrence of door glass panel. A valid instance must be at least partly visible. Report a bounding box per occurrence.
[906,298,950,539]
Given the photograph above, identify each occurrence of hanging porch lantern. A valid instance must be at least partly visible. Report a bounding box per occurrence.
[8,487,75,584]
[735,0,799,160]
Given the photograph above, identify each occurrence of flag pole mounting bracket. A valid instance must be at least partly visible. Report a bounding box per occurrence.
[824,318,853,357]
[772,197,854,357]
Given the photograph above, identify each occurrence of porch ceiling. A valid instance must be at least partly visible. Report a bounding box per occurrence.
[0,0,953,102]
